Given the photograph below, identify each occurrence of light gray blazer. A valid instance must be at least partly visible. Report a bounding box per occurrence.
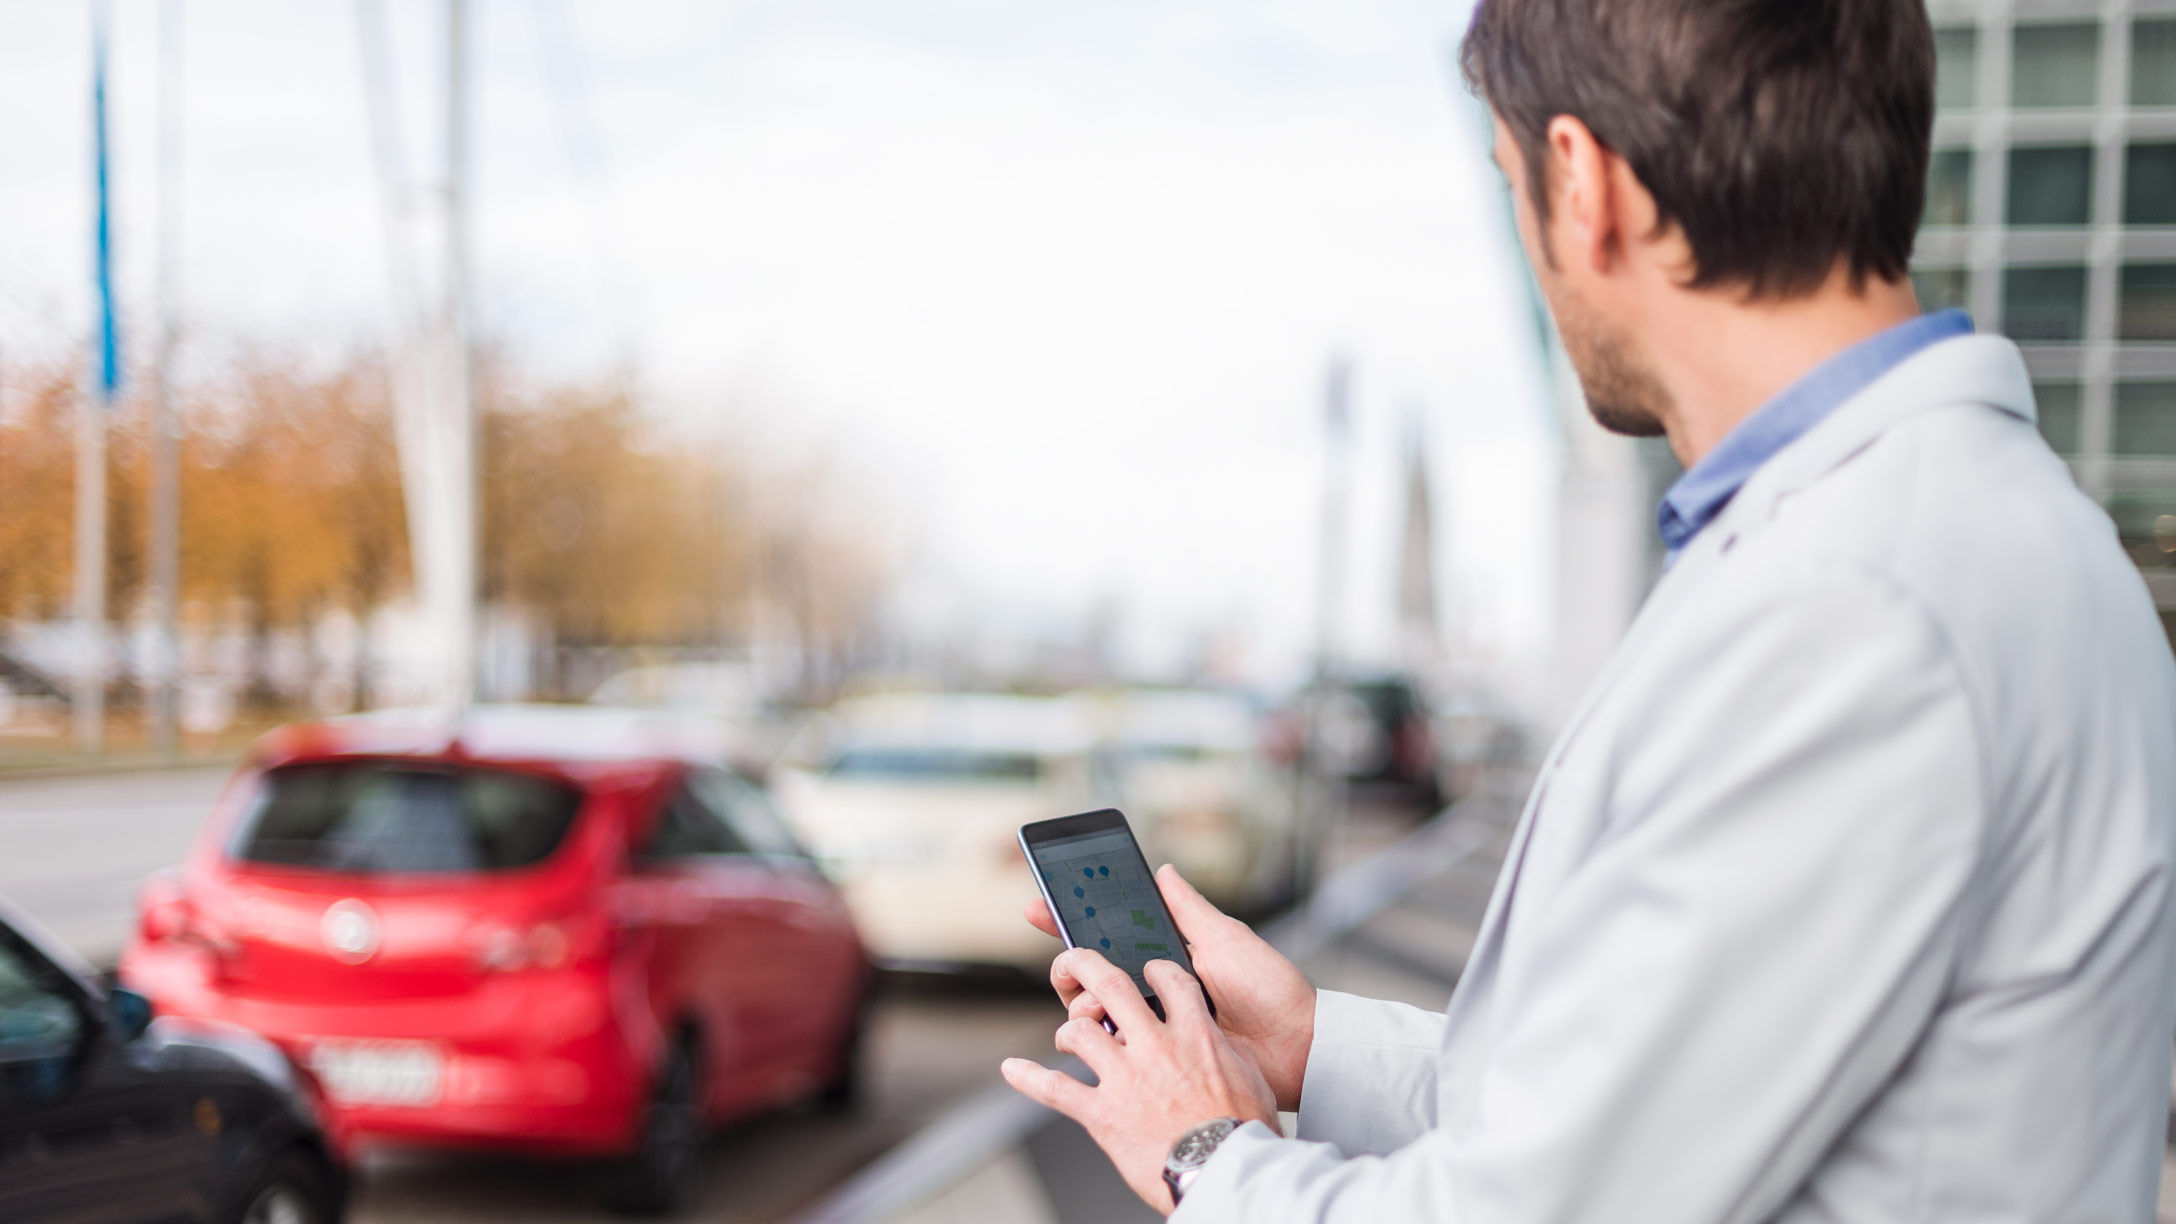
[1179,334,2176,1222]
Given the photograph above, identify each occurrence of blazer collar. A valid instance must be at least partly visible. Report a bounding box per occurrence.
[1696,333,2035,555]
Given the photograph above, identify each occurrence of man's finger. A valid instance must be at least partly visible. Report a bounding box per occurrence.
[1053,1016,1124,1078]
[1066,990,1108,1025]
[1049,952,1087,1006]
[999,1057,1095,1122]
[1157,863,1235,937]
[1143,958,1210,1029]
[1023,897,1062,940]
[1060,948,1159,1033]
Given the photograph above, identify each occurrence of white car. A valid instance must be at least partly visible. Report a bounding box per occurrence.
[587,660,795,764]
[1086,689,1298,916]
[590,661,765,719]
[770,694,1106,972]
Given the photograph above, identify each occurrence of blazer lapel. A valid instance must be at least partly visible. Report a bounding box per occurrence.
[1440,541,1719,1032]
[1442,334,2031,1043]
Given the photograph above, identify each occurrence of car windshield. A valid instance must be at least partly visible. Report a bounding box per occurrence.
[229,762,586,874]
[826,747,1044,782]
[0,933,81,1059]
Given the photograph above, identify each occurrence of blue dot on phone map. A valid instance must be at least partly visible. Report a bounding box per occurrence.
[1074,886,1085,898]
[1101,938,1112,949]
[1099,866,1110,876]
[1085,906,1096,917]
[1084,868,1095,878]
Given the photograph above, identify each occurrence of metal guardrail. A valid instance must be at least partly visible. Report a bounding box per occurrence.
[1256,799,1499,967]
[789,794,1505,1224]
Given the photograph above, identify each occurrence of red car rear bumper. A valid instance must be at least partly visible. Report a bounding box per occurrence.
[122,941,652,1155]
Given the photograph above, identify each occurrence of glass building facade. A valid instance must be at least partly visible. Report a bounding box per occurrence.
[1920,0,2176,643]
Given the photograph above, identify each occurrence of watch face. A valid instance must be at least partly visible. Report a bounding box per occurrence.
[1171,1118,1238,1170]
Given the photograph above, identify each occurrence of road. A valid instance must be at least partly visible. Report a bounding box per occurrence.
[15,768,2169,1223]
[0,764,1075,1221]
[0,764,233,963]
[352,983,1062,1223]
[0,764,1393,1223]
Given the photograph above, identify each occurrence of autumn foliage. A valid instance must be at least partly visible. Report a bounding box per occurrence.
[0,346,888,710]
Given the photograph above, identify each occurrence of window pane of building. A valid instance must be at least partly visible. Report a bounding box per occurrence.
[2119,263,2176,341]
[2012,22,2100,109]
[1935,26,1979,110]
[2115,381,2176,455]
[2107,493,2176,578]
[2033,382,2083,453]
[1912,267,1971,314]
[2007,146,2093,225]
[2003,265,2089,341]
[1924,148,1973,227]
[2128,144,2176,226]
[2134,18,2176,107]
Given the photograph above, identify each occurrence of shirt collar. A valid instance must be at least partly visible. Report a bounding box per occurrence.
[1657,309,1975,559]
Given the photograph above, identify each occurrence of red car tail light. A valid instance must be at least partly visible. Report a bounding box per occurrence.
[137,873,191,944]
[1260,712,1304,766]
[1395,719,1435,775]
[190,917,242,960]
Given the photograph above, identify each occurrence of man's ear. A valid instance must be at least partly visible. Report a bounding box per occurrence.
[1543,115,1637,277]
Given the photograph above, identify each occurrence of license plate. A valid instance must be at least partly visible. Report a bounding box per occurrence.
[309,1041,444,1107]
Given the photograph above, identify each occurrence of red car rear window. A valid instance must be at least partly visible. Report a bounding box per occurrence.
[229,762,586,874]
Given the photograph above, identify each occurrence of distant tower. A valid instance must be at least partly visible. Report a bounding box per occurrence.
[1395,414,1444,670]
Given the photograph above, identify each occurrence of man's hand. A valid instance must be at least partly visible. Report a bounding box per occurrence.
[1025,864,1316,1110]
[1001,952,1280,1214]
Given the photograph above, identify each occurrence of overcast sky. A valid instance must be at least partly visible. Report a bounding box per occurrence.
[0,0,1558,691]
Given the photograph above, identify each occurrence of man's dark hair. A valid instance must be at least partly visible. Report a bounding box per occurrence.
[1461,0,1935,299]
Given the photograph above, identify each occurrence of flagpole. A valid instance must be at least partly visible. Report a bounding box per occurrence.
[75,0,121,757]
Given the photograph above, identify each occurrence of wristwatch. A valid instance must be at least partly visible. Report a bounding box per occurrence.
[1162,1117,1240,1207]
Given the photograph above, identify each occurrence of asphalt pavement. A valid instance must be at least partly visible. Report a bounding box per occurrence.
[7,767,2173,1224]
[0,762,1445,1223]
[0,761,1071,1222]
[0,763,233,964]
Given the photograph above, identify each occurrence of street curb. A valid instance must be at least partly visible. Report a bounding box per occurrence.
[0,755,238,782]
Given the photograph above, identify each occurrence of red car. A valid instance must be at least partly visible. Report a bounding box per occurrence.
[121,705,871,1215]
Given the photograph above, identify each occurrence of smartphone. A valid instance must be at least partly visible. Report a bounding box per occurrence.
[1019,807,1211,1028]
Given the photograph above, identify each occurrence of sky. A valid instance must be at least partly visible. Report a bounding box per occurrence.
[0,0,1560,693]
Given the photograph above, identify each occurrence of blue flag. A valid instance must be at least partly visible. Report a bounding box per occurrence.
[92,1,122,406]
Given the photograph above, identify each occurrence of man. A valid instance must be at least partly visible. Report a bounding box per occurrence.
[999,0,2176,1219]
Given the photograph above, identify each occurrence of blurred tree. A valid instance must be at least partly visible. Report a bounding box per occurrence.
[483,371,725,650]
[181,353,403,704]
[0,357,87,621]
[0,343,892,713]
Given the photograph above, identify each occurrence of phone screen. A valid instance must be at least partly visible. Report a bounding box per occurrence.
[1024,816,1194,999]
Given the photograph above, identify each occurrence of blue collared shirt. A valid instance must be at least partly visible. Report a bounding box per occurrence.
[1657,309,1975,560]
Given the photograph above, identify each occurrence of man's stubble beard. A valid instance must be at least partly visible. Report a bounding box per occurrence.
[1548,274,1672,439]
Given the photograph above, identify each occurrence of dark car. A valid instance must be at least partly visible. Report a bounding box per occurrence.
[1293,675,1445,813]
[0,896,347,1224]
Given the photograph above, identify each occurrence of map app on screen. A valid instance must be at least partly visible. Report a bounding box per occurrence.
[1029,827,1190,994]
